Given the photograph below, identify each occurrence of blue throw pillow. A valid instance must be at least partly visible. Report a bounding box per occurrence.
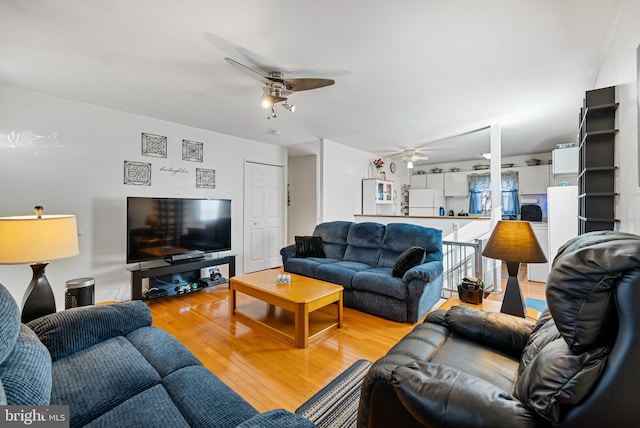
[392,247,426,277]
[295,236,326,258]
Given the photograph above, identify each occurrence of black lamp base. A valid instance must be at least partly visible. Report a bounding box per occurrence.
[500,260,526,318]
[21,262,57,323]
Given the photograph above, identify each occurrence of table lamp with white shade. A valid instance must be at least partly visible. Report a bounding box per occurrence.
[0,206,79,322]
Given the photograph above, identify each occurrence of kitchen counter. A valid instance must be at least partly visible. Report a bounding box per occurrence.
[354,214,489,220]
[354,214,491,241]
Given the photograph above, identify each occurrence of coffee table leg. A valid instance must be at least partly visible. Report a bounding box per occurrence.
[295,303,309,348]
[229,285,236,317]
[337,291,343,328]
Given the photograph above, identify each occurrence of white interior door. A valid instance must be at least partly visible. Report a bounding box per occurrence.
[244,161,284,273]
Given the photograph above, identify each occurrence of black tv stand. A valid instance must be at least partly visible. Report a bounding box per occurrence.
[128,255,236,300]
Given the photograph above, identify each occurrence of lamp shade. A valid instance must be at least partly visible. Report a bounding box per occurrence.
[0,215,79,264]
[482,220,547,263]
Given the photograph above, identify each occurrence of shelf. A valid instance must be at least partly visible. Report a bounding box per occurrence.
[578,86,617,234]
[579,103,619,129]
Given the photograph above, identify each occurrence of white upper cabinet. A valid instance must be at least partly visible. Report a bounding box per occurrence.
[426,173,445,191]
[516,165,550,194]
[410,174,427,189]
[444,171,469,197]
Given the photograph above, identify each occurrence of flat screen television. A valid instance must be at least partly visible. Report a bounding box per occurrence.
[127,197,231,263]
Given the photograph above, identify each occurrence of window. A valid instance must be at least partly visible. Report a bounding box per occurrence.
[468,171,520,216]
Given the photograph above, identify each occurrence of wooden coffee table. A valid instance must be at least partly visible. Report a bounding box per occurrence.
[229,270,343,348]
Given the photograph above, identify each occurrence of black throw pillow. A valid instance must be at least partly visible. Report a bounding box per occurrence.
[295,236,326,258]
[392,246,426,278]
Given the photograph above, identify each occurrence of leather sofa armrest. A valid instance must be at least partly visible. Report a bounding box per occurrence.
[444,306,534,359]
[403,260,443,282]
[391,361,536,428]
[26,301,152,362]
[280,244,297,262]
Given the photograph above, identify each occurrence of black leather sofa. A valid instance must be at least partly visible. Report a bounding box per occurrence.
[358,231,640,427]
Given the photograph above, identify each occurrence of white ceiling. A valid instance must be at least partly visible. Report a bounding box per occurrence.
[0,0,623,165]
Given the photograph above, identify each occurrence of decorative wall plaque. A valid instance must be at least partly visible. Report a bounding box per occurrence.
[196,168,215,189]
[182,139,203,162]
[124,161,152,186]
[141,133,167,158]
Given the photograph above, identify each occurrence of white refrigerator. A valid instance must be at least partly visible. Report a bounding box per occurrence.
[547,185,579,263]
[409,189,445,216]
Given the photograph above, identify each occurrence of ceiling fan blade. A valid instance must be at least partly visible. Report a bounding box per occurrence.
[225,57,269,83]
[284,78,335,92]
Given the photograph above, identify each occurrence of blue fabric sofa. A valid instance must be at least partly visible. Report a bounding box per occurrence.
[281,221,444,323]
[0,282,313,428]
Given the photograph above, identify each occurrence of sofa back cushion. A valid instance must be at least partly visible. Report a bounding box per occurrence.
[379,223,443,268]
[312,221,352,260]
[0,325,52,405]
[343,222,385,266]
[547,231,640,353]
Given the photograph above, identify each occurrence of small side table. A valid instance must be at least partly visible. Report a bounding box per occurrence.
[437,296,540,322]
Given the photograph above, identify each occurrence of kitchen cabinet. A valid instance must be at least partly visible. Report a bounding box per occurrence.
[552,147,579,174]
[427,173,445,191]
[443,171,469,197]
[362,179,394,215]
[410,173,444,191]
[516,165,550,194]
[410,174,427,189]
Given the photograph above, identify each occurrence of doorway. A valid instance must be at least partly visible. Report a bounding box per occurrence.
[243,161,284,273]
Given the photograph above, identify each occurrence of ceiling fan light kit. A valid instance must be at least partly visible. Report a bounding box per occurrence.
[225,57,336,120]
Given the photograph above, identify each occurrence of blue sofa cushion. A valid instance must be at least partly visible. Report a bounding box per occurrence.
[313,221,352,260]
[344,222,385,266]
[379,223,443,267]
[315,261,373,288]
[352,268,408,300]
[285,257,339,278]
[0,284,20,364]
[0,325,52,405]
[27,301,152,362]
[392,246,426,278]
[295,235,326,258]
[50,336,162,426]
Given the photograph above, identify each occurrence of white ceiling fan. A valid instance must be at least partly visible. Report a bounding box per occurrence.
[380,148,431,169]
[380,126,492,168]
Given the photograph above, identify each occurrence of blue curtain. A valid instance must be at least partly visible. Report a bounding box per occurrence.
[468,171,520,215]
[501,171,520,215]
[468,174,490,214]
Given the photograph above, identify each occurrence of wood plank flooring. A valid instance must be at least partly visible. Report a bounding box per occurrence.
[146,266,544,413]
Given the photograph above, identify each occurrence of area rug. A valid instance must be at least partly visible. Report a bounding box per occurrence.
[525,297,548,313]
[296,359,372,428]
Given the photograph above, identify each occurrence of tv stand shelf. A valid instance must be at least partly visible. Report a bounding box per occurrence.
[128,255,236,300]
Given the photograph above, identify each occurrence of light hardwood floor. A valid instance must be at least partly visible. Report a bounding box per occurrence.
[146,265,545,413]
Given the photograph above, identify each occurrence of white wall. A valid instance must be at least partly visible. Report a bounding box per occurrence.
[592,0,640,234]
[287,154,318,243]
[320,139,372,221]
[0,84,287,306]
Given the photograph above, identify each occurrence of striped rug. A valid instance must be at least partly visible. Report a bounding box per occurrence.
[296,359,372,428]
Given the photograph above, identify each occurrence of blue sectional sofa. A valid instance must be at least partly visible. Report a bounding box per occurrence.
[281,221,444,323]
[0,282,313,428]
